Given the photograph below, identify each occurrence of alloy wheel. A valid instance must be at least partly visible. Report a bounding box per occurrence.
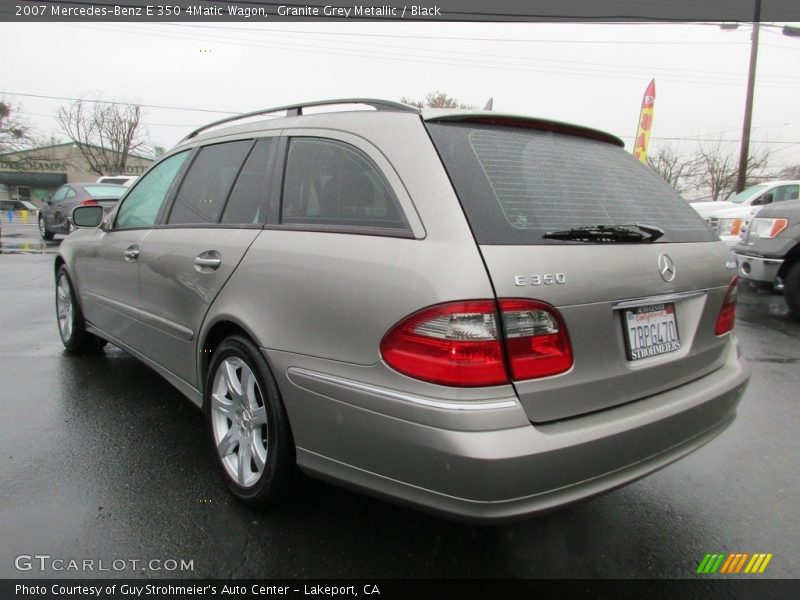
[210,357,269,488]
[56,275,74,342]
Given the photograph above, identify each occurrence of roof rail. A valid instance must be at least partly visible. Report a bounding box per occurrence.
[181,98,420,142]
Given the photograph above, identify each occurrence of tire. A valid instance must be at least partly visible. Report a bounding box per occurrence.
[206,335,294,506]
[55,266,106,353]
[39,216,54,241]
[784,261,800,321]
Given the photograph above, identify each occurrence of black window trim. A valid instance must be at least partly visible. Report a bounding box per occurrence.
[270,134,413,238]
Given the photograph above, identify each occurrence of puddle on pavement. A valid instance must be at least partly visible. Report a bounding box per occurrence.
[0,241,59,254]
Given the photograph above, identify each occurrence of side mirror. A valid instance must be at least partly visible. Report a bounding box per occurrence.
[71,205,104,228]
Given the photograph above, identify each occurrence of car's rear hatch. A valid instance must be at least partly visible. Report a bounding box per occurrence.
[425,114,736,423]
[83,185,127,210]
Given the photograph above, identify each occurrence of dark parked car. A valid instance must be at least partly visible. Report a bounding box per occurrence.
[39,183,127,240]
[0,199,38,212]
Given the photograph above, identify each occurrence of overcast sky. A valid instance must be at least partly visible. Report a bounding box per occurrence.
[2,21,800,172]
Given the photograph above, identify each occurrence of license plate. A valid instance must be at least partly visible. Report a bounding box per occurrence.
[623,303,681,361]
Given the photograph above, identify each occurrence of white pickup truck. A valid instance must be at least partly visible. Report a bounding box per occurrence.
[691,180,800,246]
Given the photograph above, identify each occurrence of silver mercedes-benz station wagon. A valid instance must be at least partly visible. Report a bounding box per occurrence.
[56,99,749,522]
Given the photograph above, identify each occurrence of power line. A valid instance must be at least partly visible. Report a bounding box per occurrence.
[0,91,240,116]
[64,23,800,90]
[157,22,755,45]
[142,22,798,83]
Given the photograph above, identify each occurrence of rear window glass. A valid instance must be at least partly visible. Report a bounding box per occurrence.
[426,122,716,245]
[84,186,126,198]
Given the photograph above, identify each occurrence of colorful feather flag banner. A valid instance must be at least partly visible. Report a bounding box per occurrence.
[633,79,656,163]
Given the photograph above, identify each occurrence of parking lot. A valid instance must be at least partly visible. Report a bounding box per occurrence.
[1,226,798,580]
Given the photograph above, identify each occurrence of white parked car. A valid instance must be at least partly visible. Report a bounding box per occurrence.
[96,175,139,187]
[692,181,800,247]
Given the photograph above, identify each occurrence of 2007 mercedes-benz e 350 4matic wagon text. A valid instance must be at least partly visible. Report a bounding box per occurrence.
[56,99,749,522]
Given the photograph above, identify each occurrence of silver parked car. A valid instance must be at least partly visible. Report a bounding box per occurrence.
[56,99,749,522]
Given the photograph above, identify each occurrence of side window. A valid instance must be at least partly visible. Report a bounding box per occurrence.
[116,151,189,229]
[221,138,275,225]
[281,137,409,231]
[64,188,76,200]
[167,140,252,225]
[776,185,799,203]
[51,187,69,202]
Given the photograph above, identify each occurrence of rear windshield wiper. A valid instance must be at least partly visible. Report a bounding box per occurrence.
[542,223,665,243]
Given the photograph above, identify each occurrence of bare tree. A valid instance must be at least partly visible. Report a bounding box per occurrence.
[777,163,800,180]
[57,98,148,176]
[694,142,771,201]
[0,98,36,163]
[401,91,474,109]
[646,144,700,194]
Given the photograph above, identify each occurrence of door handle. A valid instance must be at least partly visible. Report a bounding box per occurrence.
[194,251,221,272]
[124,245,140,261]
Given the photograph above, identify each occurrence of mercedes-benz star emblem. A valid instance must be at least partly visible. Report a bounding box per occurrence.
[658,253,676,282]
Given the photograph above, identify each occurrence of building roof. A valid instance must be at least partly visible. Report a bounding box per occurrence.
[0,142,153,161]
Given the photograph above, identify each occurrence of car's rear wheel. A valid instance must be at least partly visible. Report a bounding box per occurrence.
[206,335,294,505]
[39,216,54,240]
[56,266,106,353]
[784,261,800,320]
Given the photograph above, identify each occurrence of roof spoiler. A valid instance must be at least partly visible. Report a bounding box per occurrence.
[424,112,624,147]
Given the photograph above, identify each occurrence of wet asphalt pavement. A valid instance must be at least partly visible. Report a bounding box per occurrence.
[0,230,798,580]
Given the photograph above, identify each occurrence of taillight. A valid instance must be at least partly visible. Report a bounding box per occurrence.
[498,299,573,380]
[715,276,739,335]
[380,299,573,387]
[79,199,99,206]
[380,301,506,387]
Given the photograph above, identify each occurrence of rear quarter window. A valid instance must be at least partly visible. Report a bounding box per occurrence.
[426,122,716,245]
[281,137,410,233]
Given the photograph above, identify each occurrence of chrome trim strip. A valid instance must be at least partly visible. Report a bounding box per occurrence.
[84,291,194,341]
[612,290,707,310]
[733,253,783,265]
[287,367,519,411]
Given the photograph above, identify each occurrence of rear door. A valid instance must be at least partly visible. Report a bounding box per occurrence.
[136,136,279,389]
[426,119,736,423]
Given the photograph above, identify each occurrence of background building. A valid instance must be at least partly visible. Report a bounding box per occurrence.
[0,144,153,206]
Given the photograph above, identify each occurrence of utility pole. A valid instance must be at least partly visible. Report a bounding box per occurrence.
[735,0,761,193]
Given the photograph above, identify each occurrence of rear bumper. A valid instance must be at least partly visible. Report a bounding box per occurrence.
[734,252,783,284]
[277,344,749,523]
